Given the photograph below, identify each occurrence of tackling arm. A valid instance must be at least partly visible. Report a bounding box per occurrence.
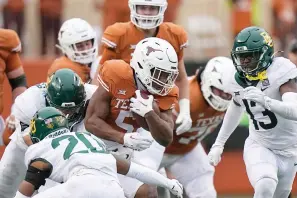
[115,156,183,198]
[14,159,52,198]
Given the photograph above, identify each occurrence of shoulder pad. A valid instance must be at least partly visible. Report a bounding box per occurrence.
[12,85,46,125]
[268,57,297,87]
[0,29,21,52]
[101,22,130,49]
[162,23,189,49]
[97,60,136,98]
[48,56,90,83]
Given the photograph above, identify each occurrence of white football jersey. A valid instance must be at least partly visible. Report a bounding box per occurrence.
[25,130,118,183]
[11,83,97,131]
[226,57,297,150]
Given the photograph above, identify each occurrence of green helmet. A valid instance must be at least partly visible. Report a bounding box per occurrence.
[30,107,69,143]
[231,26,274,81]
[46,68,86,123]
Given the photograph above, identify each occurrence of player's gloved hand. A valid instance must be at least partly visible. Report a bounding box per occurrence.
[243,86,268,107]
[130,90,153,117]
[208,144,224,166]
[123,133,153,151]
[167,179,183,198]
[5,114,17,131]
[176,99,192,135]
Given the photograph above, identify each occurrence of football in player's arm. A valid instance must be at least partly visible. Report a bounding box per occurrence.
[14,107,183,198]
[85,37,179,149]
[92,0,192,134]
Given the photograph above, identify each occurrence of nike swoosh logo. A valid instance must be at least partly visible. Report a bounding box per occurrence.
[261,87,268,91]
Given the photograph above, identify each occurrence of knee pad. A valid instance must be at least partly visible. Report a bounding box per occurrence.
[254,177,277,198]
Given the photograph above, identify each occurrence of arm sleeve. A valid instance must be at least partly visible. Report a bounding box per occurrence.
[265,92,297,121]
[213,100,244,146]
[177,27,188,61]
[126,162,171,189]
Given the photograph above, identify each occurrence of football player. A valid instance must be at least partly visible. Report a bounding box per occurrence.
[47,18,101,83]
[0,29,27,150]
[13,107,183,198]
[0,69,97,198]
[160,57,234,198]
[208,26,297,198]
[85,37,179,198]
[92,0,192,135]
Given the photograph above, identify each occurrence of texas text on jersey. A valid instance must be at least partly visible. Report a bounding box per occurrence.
[97,59,178,134]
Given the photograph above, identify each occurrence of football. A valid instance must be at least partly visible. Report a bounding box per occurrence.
[132,91,160,131]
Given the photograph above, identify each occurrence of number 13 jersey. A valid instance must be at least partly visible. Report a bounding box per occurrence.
[226,57,297,151]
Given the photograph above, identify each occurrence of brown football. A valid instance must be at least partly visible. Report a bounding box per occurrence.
[132,91,160,131]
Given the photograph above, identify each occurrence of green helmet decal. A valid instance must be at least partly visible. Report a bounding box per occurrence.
[231,26,274,81]
[30,107,69,143]
[46,68,86,123]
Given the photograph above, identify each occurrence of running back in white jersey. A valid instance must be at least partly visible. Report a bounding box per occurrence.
[226,57,297,150]
[25,130,118,183]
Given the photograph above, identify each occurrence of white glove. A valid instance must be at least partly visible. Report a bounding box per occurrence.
[208,144,224,166]
[167,179,183,198]
[123,133,153,151]
[243,86,267,107]
[130,90,153,117]
[5,114,17,131]
[176,99,192,135]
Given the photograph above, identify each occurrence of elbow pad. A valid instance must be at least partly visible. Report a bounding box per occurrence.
[24,159,53,190]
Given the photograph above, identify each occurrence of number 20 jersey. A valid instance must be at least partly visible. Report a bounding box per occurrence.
[226,57,297,151]
[24,131,118,183]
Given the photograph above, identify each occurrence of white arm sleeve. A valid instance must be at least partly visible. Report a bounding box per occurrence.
[265,92,297,121]
[214,100,244,146]
[126,162,171,189]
